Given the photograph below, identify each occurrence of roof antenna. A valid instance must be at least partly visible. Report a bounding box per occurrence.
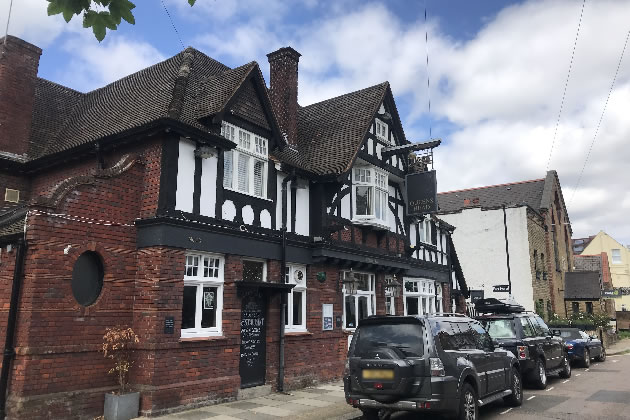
[2,0,14,52]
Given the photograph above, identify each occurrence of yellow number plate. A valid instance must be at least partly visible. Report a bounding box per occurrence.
[362,369,394,380]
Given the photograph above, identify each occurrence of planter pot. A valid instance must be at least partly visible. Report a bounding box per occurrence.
[104,392,140,420]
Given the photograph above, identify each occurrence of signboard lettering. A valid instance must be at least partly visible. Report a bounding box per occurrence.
[164,316,174,334]
[406,170,438,216]
[493,285,510,293]
[602,288,630,298]
[470,290,485,302]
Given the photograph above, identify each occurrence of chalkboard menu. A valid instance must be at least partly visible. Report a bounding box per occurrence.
[239,293,267,388]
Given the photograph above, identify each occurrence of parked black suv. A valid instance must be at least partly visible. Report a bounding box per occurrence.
[475,298,571,389]
[344,314,522,420]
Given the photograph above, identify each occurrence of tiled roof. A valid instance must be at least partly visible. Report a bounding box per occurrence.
[273,82,389,175]
[0,206,26,239]
[564,271,601,300]
[437,178,546,213]
[27,48,255,159]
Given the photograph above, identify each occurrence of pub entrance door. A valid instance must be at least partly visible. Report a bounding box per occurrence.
[239,290,267,388]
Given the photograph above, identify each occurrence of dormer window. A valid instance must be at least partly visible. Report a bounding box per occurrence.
[353,166,388,226]
[222,122,268,199]
[375,119,388,143]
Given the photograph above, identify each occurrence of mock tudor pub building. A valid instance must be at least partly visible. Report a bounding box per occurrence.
[0,35,467,419]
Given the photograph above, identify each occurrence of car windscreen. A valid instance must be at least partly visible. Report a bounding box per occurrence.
[559,330,581,340]
[480,319,516,339]
[354,323,424,358]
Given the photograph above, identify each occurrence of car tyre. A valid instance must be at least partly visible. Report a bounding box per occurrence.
[457,383,478,420]
[582,349,590,368]
[559,355,571,378]
[360,408,380,420]
[530,358,547,389]
[597,347,606,362]
[503,367,523,407]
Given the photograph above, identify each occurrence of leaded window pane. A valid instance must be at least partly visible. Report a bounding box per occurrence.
[201,286,217,328]
[238,154,250,192]
[223,150,233,189]
[253,159,264,197]
[293,292,303,326]
[181,285,197,329]
[355,186,372,215]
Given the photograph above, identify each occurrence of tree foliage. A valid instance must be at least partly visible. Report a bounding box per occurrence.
[46,0,196,42]
[547,312,611,330]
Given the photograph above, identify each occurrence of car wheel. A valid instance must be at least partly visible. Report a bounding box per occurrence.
[597,347,606,362]
[458,383,478,420]
[559,355,572,378]
[582,349,590,368]
[360,408,380,420]
[503,367,523,407]
[530,358,547,389]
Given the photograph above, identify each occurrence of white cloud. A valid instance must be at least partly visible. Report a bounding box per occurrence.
[59,35,166,92]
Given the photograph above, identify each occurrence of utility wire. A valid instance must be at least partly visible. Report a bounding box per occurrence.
[424,0,432,139]
[546,0,586,171]
[161,0,185,50]
[568,27,630,206]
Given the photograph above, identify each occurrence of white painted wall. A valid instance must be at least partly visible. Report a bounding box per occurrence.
[275,173,284,229]
[199,154,217,217]
[439,207,535,311]
[341,188,351,220]
[175,139,195,213]
[295,179,310,236]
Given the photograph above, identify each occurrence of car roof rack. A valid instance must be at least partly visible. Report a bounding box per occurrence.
[433,312,467,317]
[474,297,526,314]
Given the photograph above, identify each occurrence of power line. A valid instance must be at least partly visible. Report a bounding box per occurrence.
[546,0,586,171]
[424,0,432,139]
[568,27,630,207]
[161,0,185,50]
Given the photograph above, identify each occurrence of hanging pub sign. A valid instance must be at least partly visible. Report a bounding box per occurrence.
[493,284,510,293]
[406,170,438,216]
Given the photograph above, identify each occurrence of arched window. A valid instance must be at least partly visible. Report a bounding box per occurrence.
[71,251,104,306]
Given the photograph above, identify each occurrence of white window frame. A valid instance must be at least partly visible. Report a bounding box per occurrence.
[181,253,224,338]
[342,271,375,331]
[284,264,307,332]
[375,119,389,143]
[242,258,267,282]
[384,276,396,315]
[353,165,388,226]
[222,121,268,199]
[403,278,437,316]
[418,217,432,244]
[611,249,622,264]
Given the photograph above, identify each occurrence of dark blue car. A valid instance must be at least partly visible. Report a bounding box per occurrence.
[552,328,606,367]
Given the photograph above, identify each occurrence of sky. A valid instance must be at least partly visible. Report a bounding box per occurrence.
[2,0,630,245]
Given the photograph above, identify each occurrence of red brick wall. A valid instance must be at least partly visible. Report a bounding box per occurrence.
[0,36,41,157]
[0,243,19,374]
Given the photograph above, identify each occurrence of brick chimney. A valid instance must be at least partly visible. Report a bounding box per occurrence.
[267,47,301,145]
[0,36,42,157]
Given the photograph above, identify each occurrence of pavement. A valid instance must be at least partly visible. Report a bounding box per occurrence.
[606,337,630,355]
[150,382,360,420]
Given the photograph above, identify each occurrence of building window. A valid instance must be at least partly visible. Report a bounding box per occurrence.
[353,166,388,226]
[384,276,396,315]
[182,253,224,337]
[71,251,104,307]
[612,249,622,264]
[375,119,388,143]
[222,122,268,198]
[243,259,266,282]
[284,265,307,331]
[585,302,593,314]
[342,271,375,330]
[571,301,579,314]
[418,217,432,244]
[403,278,437,315]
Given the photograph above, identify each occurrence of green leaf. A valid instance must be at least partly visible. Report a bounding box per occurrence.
[83,10,97,28]
[92,21,106,42]
[62,7,75,23]
[188,0,196,5]
[119,7,135,25]
[47,1,65,16]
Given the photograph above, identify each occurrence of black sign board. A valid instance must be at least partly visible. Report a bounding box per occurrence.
[164,316,174,334]
[239,293,267,389]
[406,170,438,216]
[470,290,485,302]
[493,285,510,293]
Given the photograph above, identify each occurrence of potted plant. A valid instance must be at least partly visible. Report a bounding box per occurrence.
[102,327,140,420]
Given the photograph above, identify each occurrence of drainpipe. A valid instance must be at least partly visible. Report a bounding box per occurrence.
[0,237,26,420]
[502,205,512,296]
[279,171,296,392]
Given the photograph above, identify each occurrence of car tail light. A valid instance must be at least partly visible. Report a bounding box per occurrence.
[566,344,573,350]
[416,402,431,409]
[346,397,360,407]
[517,346,528,360]
[429,358,445,377]
[343,359,350,376]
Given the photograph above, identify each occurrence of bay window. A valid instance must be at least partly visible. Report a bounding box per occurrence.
[182,253,224,337]
[284,265,307,331]
[353,166,388,226]
[342,271,375,330]
[418,217,431,244]
[222,122,268,199]
[403,278,437,316]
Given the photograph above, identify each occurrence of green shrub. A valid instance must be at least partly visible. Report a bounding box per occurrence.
[619,330,630,340]
[547,312,611,329]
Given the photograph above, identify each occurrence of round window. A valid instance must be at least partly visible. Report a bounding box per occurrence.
[71,251,104,306]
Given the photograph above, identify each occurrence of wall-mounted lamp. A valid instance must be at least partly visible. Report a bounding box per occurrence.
[194,145,216,159]
[384,276,403,298]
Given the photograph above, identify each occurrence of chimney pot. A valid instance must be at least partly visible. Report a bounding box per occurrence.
[267,46,301,146]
